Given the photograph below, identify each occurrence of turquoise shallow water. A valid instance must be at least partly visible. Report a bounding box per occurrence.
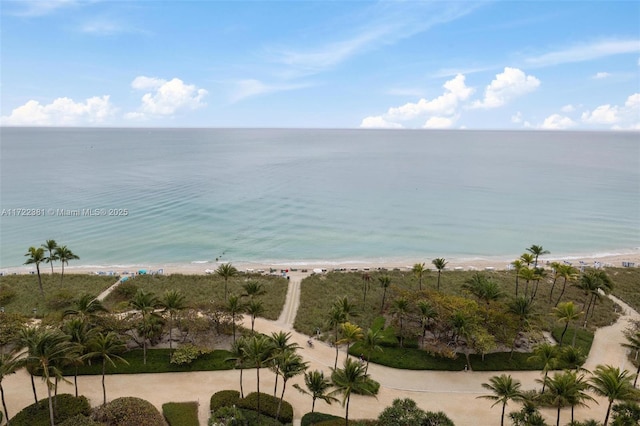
[1,128,638,269]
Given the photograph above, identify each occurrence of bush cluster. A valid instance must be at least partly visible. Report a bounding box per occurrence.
[10,394,91,426]
[58,414,102,426]
[170,343,211,365]
[210,390,240,411]
[237,392,293,423]
[92,396,165,426]
[301,412,342,426]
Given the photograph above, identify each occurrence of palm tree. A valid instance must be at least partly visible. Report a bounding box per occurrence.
[84,332,128,405]
[361,272,371,305]
[24,246,46,295]
[520,252,535,267]
[242,334,275,421]
[390,297,410,347]
[294,370,338,413]
[361,327,384,374]
[553,301,583,346]
[463,273,504,313]
[511,259,525,297]
[527,244,550,268]
[159,289,187,355]
[417,300,437,348]
[333,296,358,322]
[327,305,346,369]
[0,350,21,422]
[63,294,108,321]
[62,318,97,397]
[412,262,427,290]
[559,345,587,371]
[530,267,547,301]
[589,364,640,426]
[509,296,535,359]
[528,342,558,392]
[246,299,264,334]
[225,294,244,344]
[539,371,574,426]
[565,371,595,424]
[338,322,363,355]
[216,263,238,301]
[276,350,308,420]
[432,258,447,291]
[578,270,614,328]
[330,357,376,426]
[242,280,266,299]
[518,266,536,300]
[622,328,640,387]
[42,239,58,274]
[269,331,299,397]
[53,245,79,284]
[478,374,523,426]
[14,325,42,404]
[226,336,248,398]
[554,264,579,306]
[129,289,159,364]
[379,275,391,312]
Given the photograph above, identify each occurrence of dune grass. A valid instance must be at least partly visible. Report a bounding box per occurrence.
[608,267,640,312]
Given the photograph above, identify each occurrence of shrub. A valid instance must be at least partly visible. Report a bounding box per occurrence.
[0,283,16,305]
[46,288,75,310]
[170,343,211,365]
[237,392,293,423]
[58,414,102,426]
[210,390,240,411]
[163,402,199,426]
[10,394,91,426]
[209,406,246,426]
[302,412,343,426]
[92,396,165,426]
[113,281,139,301]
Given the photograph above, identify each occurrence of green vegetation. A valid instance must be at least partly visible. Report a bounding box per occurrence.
[10,394,90,426]
[162,402,199,426]
[93,396,165,426]
[607,267,640,312]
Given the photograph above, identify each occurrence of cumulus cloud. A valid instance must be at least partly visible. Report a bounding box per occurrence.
[593,72,611,79]
[579,93,640,129]
[360,116,403,129]
[561,104,576,113]
[1,96,116,126]
[540,114,576,130]
[471,67,540,109]
[126,76,207,119]
[423,116,456,129]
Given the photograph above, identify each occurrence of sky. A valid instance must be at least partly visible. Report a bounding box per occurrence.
[1,0,639,130]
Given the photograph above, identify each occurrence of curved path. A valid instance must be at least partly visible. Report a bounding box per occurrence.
[4,273,639,426]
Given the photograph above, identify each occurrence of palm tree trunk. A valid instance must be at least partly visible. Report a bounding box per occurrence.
[345,394,350,426]
[500,401,506,426]
[169,316,174,355]
[555,278,568,306]
[560,323,569,346]
[37,265,44,296]
[556,405,561,426]
[47,384,55,426]
[31,373,38,404]
[277,381,287,420]
[1,383,9,425]
[549,277,558,302]
[256,368,261,421]
[604,401,612,426]
[634,363,639,387]
[60,263,65,284]
[239,367,244,398]
[102,361,108,405]
[74,366,79,397]
[273,369,279,397]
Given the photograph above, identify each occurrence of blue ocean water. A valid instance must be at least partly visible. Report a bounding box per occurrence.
[0,128,638,269]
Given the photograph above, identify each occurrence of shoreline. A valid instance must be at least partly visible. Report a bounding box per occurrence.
[3,248,639,276]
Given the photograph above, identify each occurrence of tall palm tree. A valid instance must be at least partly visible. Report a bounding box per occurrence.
[24,246,46,296]
[14,325,42,404]
[0,350,21,422]
[578,270,614,328]
[412,262,426,290]
[330,357,376,426]
[225,294,244,344]
[553,301,583,346]
[432,258,447,291]
[327,305,346,369]
[216,263,238,301]
[554,264,579,306]
[361,327,384,374]
[539,371,574,426]
[478,374,523,426]
[527,244,550,268]
[84,332,128,405]
[276,350,308,420]
[333,296,358,323]
[337,322,364,355]
[226,337,248,398]
[417,300,437,348]
[53,245,79,284]
[129,289,159,364]
[159,289,187,355]
[63,294,108,321]
[509,296,535,359]
[242,334,275,421]
[294,370,338,413]
[518,266,536,300]
[520,253,535,267]
[246,299,264,334]
[510,259,525,297]
[378,275,391,312]
[390,297,410,347]
[528,342,558,392]
[269,331,299,397]
[464,273,504,309]
[622,328,640,387]
[530,267,547,301]
[361,272,371,305]
[242,280,266,299]
[62,318,97,397]
[42,239,58,275]
[589,364,640,426]
[564,370,595,424]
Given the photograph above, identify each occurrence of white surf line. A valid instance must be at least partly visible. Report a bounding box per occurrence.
[277,275,301,329]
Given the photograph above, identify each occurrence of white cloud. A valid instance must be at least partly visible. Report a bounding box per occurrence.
[581,105,620,124]
[127,76,207,118]
[593,72,611,79]
[7,0,79,17]
[580,93,640,128]
[511,112,523,123]
[229,79,312,103]
[540,114,576,130]
[1,96,116,126]
[561,104,576,113]
[525,39,640,68]
[471,67,540,109]
[360,116,403,129]
[423,116,456,129]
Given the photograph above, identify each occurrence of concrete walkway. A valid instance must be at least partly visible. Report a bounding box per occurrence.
[4,274,639,425]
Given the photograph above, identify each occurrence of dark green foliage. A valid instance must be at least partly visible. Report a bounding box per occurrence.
[210,406,246,425]
[422,412,456,426]
[46,288,75,310]
[112,281,139,301]
[162,402,199,426]
[10,394,90,426]
[63,348,233,375]
[0,312,26,346]
[210,390,240,411]
[237,392,294,423]
[377,398,428,425]
[351,342,466,370]
[170,344,211,365]
[354,377,380,395]
[608,268,640,313]
[233,408,286,425]
[92,396,165,426]
[58,414,102,426]
[302,412,343,426]
[0,283,16,304]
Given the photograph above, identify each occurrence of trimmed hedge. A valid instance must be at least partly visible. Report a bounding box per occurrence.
[58,415,102,426]
[92,397,165,426]
[163,402,199,426]
[9,394,91,426]
[237,392,294,424]
[210,390,240,411]
[302,412,343,426]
